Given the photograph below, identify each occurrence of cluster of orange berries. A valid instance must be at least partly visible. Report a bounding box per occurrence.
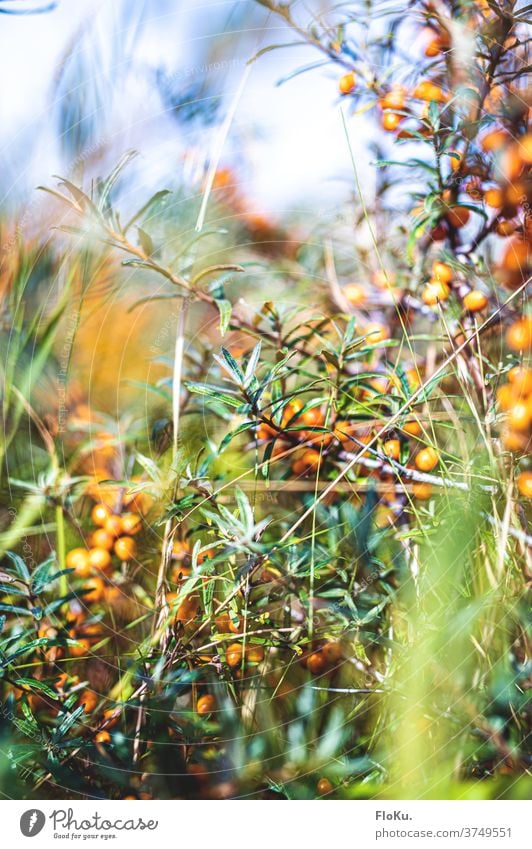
[496,317,532,497]
[420,260,488,312]
[496,364,532,497]
[477,131,532,288]
[344,261,488,315]
[213,611,266,671]
[53,674,121,737]
[66,503,140,578]
[338,65,450,132]
[165,539,217,629]
[255,391,442,501]
[301,640,343,675]
[340,45,532,260]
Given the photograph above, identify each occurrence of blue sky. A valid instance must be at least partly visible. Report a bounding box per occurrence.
[0,0,376,220]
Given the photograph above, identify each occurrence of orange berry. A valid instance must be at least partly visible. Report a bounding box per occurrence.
[307,652,327,675]
[333,420,356,443]
[508,366,532,394]
[321,641,342,664]
[431,261,453,284]
[174,594,201,626]
[380,86,406,111]
[245,644,265,664]
[89,529,115,551]
[94,730,111,744]
[415,447,439,472]
[508,402,530,432]
[502,428,528,452]
[403,420,422,437]
[281,398,304,427]
[501,143,523,181]
[172,539,191,560]
[365,322,388,344]
[88,547,112,572]
[383,439,401,461]
[126,489,153,515]
[406,369,421,390]
[69,638,92,658]
[196,694,216,716]
[229,613,244,634]
[496,220,517,237]
[379,85,406,109]
[517,471,532,497]
[226,642,243,669]
[368,377,389,395]
[497,384,517,411]
[257,421,277,440]
[339,72,356,95]
[301,407,325,427]
[424,37,441,57]
[317,777,333,795]
[78,688,99,713]
[91,503,110,526]
[343,283,366,305]
[422,279,450,306]
[413,81,447,102]
[446,207,470,228]
[480,129,508,153]
[84,577,106,603]
[381,111,402,132]
[505,182,525,207]
[501,239,530,273]
[102,707,121,727]
[104,514,123,537]
[484,188,504,209]
[507,318,532,353]
[463,290,488,312]
[448,150,463,172]
[121,512,142,535]
[373,269,394,289]
[301,449,322,473]
[66,548,91,577]
[412,482,433,500]
[114,537,137,561]
[518,133,532,164]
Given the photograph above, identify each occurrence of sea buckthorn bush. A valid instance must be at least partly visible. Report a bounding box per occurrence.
[0,0,530,801]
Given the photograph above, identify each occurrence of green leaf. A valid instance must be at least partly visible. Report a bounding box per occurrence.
[137,227,154,256]
[4,638,64,664]
[0,603,31,616]
[97,150,138,213]
[185,381,243,409]
[244,342,262,388]
[54,705,86,741]
[0,584,27,596]
[219,420,256,452]
[123,190,171,233]
[215,347,244,384]
[5,551,30,581]
[214,298,232,336]
[15,678,58,699]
